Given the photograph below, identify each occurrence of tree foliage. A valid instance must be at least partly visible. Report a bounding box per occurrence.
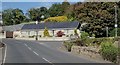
[66,2,119,37]
[48,2,70,17]
[28,7,49,22]
[48,4,64,17]
[2,8,26,25]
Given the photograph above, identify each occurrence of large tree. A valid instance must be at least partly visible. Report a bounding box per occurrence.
[66,2,119,37]
[48,3,64,17]
[2,8,26,25]
[28,7,49,22]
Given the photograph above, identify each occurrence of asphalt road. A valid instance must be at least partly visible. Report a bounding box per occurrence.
[1,39,110,64]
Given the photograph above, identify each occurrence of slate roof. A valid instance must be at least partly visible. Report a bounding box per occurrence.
[3,21,80,31]
[3,24,24,31]
[22,21,80,30]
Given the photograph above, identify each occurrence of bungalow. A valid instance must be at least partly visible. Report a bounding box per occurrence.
[3,21,81,39]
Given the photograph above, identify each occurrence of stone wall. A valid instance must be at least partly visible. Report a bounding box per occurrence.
[71,46,102,59]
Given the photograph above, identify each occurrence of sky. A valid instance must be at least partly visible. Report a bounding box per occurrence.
[2,2,57,13]
[1,0,83,2]
[1,0,84,13]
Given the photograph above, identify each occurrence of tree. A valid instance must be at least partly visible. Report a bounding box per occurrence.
[67,2,118,37]
[12,9,26,24]
[2,8,26,25]
[28,7,49,22]
[48,4,64,17]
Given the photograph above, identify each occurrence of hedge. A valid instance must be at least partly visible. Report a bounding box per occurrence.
[83,37,114,46]
[100,41,119,63]
[44,16,68,22]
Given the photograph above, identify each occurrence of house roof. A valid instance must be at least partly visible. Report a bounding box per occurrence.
[3,21,80,31]
[3,24,24,31]
[22,21,80,30]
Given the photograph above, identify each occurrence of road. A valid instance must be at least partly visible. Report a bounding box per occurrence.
[1,39,112,64]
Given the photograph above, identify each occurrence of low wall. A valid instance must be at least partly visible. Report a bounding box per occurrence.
[71,46,102,59]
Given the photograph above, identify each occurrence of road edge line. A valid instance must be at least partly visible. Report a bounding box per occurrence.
[42,57,53,64]
[2,43,7,65]
[33,51,39,56]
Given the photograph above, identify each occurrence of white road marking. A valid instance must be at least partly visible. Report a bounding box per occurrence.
[24,44,28,47]
[39,43,44,44]
[28,47,32,50]
[24,44,32,50]
[42,57,52,63]
[33,51,39,56]
[3,43,7,65]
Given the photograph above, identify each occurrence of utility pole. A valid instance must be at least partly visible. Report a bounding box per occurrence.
[115,5,118,37]
[114,5,120,65]
[35,21,38,40]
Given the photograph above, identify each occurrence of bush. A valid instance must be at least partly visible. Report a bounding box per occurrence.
[100,41,118,63]
[81,31,89,40]
[43,27,50,37]
[63,41,73,52]
[74,29,78,35]
[56,31,65,37]
[82,37,114,46]
[109,28,120,37]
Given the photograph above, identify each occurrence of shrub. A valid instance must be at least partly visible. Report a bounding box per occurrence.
[43,27,50,37]
[100,41,118,63]
[81,31,89,40]
[56,31,65,37]
[82,37,114,47]
[63,41,73,52]
[74,29,78,35]
[109,28,120,37]
[92,34,95,37]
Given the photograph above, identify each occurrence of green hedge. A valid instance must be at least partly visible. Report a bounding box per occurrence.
[100,41,119,63]
[83,37,114,46]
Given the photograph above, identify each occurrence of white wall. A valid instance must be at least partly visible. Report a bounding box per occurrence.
[20,29,81,38]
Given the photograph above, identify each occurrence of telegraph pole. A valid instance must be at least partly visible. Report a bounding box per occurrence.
[115,5,120,65]
[115,5,117,37]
